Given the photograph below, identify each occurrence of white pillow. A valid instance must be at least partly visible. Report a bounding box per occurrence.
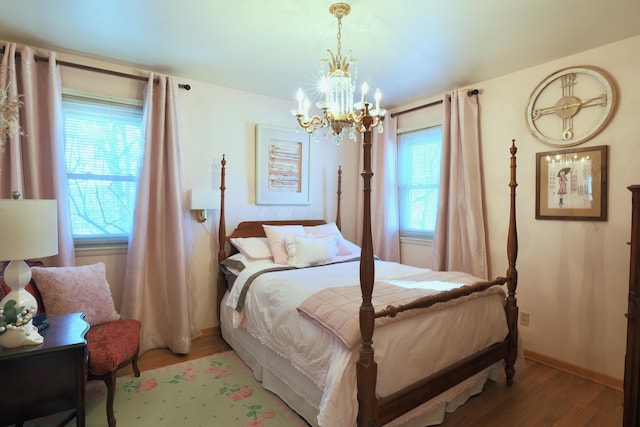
[230,237,272,260]
[303,222,354,256]
[263,224,306,264]
[338,239,361,258]
[286,234,338,268]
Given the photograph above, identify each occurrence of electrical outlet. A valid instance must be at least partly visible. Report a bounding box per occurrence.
[520,311,530,327]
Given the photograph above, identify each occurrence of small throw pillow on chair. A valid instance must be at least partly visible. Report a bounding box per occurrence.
[31,262,121,326]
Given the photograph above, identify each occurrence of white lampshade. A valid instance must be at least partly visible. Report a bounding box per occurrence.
[0,199,58,261]
[189,189,218,210]
[0,198,58,348]
[189,189,219,223]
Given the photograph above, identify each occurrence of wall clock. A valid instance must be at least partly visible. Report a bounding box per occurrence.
[525,66,616,147]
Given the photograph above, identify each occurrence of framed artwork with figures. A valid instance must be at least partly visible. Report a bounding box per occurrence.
[535,145,608,221]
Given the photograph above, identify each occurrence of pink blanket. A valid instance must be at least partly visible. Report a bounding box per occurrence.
[297,270,505,349]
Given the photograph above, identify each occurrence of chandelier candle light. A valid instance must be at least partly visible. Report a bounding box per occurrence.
[291,3,386,145]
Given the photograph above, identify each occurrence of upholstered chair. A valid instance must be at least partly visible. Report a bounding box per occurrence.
[0,261,141,427]
[85,318,141,427]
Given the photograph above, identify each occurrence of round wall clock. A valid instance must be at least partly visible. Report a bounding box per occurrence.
[525,66,616,147]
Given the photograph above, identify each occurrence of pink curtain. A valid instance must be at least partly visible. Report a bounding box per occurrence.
[0,42,74,266]
[356,116,400,262]
[432,90,487,279]
[121,73,199,355]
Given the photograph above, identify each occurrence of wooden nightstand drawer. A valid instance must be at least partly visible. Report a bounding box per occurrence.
[0,313,89,426]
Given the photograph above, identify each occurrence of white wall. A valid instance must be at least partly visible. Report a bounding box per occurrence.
[33,33,640,383]
[177,82,359,328]
[482,35,640,383]
[397,35,640,383]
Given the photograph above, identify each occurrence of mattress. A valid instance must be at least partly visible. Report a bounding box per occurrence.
[221,257,508,426]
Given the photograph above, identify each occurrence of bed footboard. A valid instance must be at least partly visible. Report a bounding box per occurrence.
[357,140,519,427]
[375,276,509,319]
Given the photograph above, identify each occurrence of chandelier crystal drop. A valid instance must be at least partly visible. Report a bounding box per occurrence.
[291,3,385,145]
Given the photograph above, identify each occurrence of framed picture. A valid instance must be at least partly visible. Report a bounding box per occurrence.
[536,145,608,221]
[255,125,310,205]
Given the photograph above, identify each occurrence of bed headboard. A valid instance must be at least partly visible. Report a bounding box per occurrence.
[215,155,343,318]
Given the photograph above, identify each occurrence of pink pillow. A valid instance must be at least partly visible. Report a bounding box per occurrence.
[303,222,354,256]
[263,224,305,264]
[31,263,121,326]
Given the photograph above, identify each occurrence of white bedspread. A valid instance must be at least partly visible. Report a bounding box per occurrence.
[225,258,508,426]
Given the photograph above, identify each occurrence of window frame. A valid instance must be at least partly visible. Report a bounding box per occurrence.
[61,89,144,249]
[397,122,443,243]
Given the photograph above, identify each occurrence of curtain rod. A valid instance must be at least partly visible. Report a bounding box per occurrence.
[390,88,478,118]
[0,47,191,90]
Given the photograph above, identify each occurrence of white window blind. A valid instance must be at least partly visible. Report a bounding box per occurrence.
[397,125,443,239]
[62,95,144,243]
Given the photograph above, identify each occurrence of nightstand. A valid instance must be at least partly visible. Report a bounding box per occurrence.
[0,312,89,426]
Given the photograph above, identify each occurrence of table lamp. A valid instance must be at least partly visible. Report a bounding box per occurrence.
[0,194,58,348]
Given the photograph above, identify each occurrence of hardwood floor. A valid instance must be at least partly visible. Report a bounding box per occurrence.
[117,330,230,377]
[118,333,624,426]
[440,360,623,426]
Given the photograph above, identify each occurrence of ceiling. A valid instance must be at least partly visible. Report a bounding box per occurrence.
[1,0,639,109]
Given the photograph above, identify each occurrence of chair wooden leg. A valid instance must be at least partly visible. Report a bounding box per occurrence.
[131,348,141,377]
[103,371,117,427]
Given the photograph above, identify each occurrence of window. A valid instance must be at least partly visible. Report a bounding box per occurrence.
[397,125,443,240]
[62,94,144,245]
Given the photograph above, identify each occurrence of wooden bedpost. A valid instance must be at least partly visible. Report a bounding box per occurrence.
[336,165,342,231]
[357,109,378,427]
[216,155,227,324]
[504,140,519,385]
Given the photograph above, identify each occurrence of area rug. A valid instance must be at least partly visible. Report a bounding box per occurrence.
[26,351,309,427]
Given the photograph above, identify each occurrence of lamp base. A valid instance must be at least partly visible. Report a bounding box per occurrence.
[0,319,43,348]
[0,260,43,348]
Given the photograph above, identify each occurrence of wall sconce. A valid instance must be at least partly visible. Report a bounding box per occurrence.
[189,189,218,223]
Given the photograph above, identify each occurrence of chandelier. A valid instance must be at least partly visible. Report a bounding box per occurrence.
[0,84,22,146]
[291,3,385,145]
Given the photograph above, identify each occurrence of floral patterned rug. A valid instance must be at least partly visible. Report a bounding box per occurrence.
[26,351,309,427]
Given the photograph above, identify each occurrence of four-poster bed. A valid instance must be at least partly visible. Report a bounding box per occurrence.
[215,132,519,426]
